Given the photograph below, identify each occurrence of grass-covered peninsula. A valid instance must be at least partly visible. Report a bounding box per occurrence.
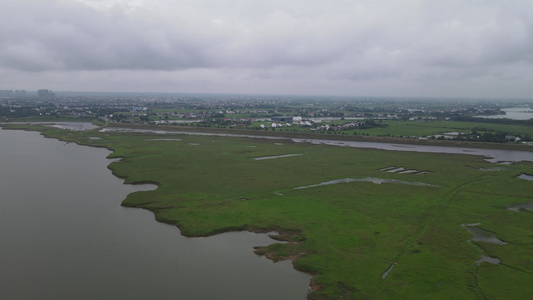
[3,123,533,299]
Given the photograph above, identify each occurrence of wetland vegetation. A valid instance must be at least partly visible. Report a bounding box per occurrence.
[1,95,532,299]
[2,119,532,299]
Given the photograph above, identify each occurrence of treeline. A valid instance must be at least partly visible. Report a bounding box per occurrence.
[452,116,533,126]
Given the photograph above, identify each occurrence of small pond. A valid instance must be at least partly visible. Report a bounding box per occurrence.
[461,224,507,245]
[518,174,533,181]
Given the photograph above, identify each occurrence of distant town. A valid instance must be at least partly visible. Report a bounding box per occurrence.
[1,90,532,143]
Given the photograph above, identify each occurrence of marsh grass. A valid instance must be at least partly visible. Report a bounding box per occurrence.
[4,123,532,299]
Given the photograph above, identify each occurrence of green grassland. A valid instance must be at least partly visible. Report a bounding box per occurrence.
[237,119,533,140]
[323,120,533,138]
[4,123,533,299]
[376,120,533,136]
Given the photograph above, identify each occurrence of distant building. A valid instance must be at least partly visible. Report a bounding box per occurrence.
[38,89,55,97]
[505,135,521,142]
[0,90,28,97]
[0,90,14,97]
[271,116,293,123]
[38,89,49,97]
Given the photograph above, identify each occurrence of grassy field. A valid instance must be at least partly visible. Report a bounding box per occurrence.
[4,123,533,299]
[337,120,533,138]
[235,119,533,140]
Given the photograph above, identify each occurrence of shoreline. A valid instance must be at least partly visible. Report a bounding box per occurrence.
[3,121,533,299]
[0,123,319,296]
[113,122,533,151]
[3,119,532,151]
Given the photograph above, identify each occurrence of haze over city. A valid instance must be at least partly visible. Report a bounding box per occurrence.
[2,0,533,98]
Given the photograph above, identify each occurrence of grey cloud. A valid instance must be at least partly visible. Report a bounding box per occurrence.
[3,0,531,72]
[1,0,212,71]
[1,0,533,97]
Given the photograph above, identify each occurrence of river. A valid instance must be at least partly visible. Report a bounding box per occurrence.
[0,128,311,299]
[100,127,533,164]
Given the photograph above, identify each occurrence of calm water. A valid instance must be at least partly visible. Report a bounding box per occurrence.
[5,121,100,130]
[476,107,533,120]
[0,129,311,300]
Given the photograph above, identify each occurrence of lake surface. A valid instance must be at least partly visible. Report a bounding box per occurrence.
[476,107,533,120]
[0,128,311,300]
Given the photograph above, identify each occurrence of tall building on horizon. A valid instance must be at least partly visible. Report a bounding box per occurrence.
[38,89,55,97]
[0,90,14,97]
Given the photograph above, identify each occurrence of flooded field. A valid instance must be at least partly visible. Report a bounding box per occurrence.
[518,173,533,181]
[462,224,507,245]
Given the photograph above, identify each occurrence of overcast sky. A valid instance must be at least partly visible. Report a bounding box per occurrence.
[1,0,532,98]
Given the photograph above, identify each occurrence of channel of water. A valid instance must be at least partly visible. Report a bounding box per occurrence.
[99,127,533,164]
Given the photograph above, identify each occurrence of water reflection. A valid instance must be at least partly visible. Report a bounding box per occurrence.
[2,121,99,131]
[461,223,506,267]
[476,107,533,120]
[461,224,507,245]
[518,174,533,181]
[507,202,533,212]
[476,255,500,266]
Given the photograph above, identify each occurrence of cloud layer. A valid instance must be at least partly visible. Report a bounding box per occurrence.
[2,0,533,97]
